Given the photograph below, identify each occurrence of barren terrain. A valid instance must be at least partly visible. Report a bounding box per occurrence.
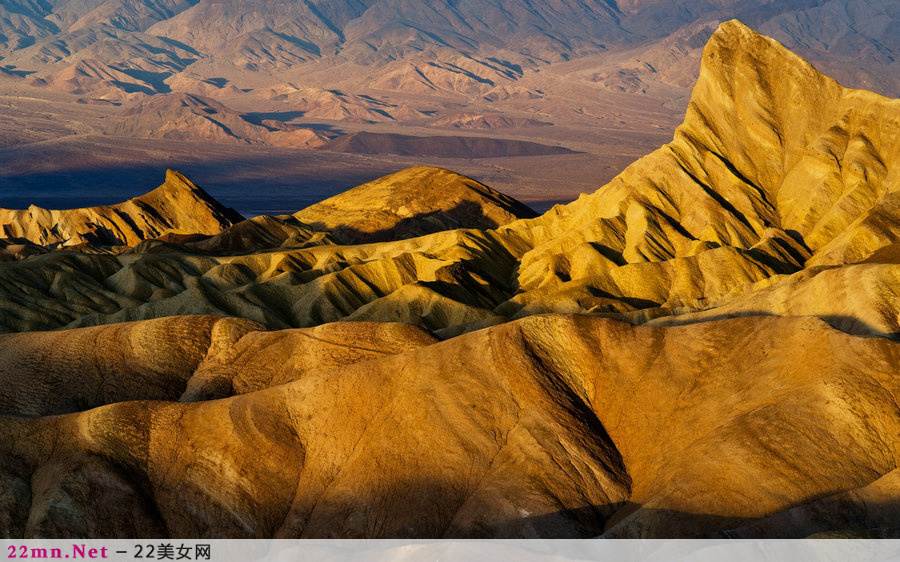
[1,3,899,542]
[2,1,898,214]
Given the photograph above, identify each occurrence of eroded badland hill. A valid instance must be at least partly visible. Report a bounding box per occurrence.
[1,21,900,539]
[3,1,899,216]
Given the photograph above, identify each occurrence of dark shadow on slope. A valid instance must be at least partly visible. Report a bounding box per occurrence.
[110,81,157,95]
[319,131,579,159]
[305,200,506,244]
[860,243,900,264]
[785,229,813,255]
[8,458,899,538]
[716,494,900,539]
[115,68,172,93]
[155,36,202,58]
[1,65,35,78]
[241,110,308,125]
[444,503,628,539]
[652,310,899,340]
[744,247,805,274]
[587,287,660,310]
[599,499,900,539]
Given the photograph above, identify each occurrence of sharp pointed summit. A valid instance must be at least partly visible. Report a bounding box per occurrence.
[1,18,900,542]
[0,170,243,249]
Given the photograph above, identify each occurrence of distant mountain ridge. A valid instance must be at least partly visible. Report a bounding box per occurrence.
[1,0,899,100]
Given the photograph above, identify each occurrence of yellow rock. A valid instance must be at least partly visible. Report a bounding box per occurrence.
[294,166,538,243]
[0,170,242,248]
[1,314,898,538]
[0,21,899,342]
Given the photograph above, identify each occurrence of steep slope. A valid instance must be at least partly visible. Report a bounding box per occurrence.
[0,23,898,340]
[294,166,538,243]
[144,0,345,62]
[63,0,200,33]
[494,19,900,324]
[0,314,897,538]
[0,170,242,248]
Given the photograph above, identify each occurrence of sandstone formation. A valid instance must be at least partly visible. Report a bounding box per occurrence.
[0,314,897,538]
[648,261,900,338]
[0,21,899,540]
[0,316,258,416]
[172,214,336,255]
[1,22,899,340]
[294,166,538,243]
[0,170,242,248]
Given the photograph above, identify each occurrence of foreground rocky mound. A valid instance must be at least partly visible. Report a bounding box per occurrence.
[0,170,242,249]
[0,313,897,538]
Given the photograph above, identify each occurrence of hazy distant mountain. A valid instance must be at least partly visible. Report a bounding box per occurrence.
[2,0,898,97]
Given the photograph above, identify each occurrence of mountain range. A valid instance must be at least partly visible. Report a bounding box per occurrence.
[3,20,897,336]
[2,0,899,98]
[2,0,899,222]
[0,22,899,538]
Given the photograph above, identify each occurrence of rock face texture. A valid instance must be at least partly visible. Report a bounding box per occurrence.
[294,166,538,243]
[0,170,242,248]
[0,316,261,416]
[1,22,900,539]
[0,22,898,339]
[0,314,898,538]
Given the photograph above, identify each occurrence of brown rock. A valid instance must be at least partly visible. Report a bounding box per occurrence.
[1,314,898,538]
